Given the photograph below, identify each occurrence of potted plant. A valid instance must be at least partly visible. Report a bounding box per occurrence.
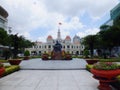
[42,52,49,60]
[65,53,72,60]
[0,62,5,77]
[24,50,30,60]
[8,59,22,65]
[85,58,99,64]
[91,62,120,90]
[83,49,98,64]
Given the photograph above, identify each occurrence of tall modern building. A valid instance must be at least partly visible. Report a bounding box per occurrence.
[26,29,84,56]
[0,6,8,30]
[104,3,120,26]
[0,6,9,58]
[102,3,120,56]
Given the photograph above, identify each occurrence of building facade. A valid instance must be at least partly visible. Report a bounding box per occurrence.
[104,3,120,26]
[26,29,84,56]
[102,3,120,56]
[0,6,8,30]
[0,6,9,58]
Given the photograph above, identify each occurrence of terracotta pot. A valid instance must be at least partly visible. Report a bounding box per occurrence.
[8,59,22,65]
[24,56,30,60]
[91,69,120,80]
[85,59,98,64]
[65,54,72,60]
[0,67,5,77]
[91,69,120,90]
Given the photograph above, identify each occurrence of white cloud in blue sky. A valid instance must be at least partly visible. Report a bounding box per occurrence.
[0,0,119,42]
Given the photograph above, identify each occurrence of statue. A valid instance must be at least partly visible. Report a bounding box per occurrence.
[53,41,62,52]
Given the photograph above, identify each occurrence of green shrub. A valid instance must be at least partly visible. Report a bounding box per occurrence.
[99,58,120,62]
[24,50,30,56]
[83,49,89,58]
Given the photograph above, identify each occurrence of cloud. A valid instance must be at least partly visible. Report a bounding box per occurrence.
[43,0,119,18]
[0,0,119,41]
[77,28,100,38]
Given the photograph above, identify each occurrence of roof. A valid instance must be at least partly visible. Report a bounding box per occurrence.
[0,6,8,18]
[65,36,71,40]
[47,35,53,40]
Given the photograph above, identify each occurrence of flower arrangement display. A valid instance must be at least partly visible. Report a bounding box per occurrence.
[93,62,119,70]
[91,62,120,90]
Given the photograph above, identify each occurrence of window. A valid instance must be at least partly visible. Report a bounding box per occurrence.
[48,45,51,48]
[45,45,46,48]
[67,45,70,48]
[72,46,73,48]
[0,18,5,24]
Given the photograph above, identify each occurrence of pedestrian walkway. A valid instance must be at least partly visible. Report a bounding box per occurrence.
[0,70,99,90]
[0,58,100,90]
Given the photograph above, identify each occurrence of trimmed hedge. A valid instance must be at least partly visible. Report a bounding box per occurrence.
[99,58,120,62]
[0,60,8,63]
[86,64,93,71]
[3,65,20,76]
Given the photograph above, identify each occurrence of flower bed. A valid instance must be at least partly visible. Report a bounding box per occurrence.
[86,64,93,71]
[0,62,5,77]
[0,67,5,77]
[3,65,20,76]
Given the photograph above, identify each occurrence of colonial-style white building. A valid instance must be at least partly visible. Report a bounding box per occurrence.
[26,29,84,56]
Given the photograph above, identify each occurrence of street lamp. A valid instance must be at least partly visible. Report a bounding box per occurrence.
[8,26,12,59]
[8,27,12,34]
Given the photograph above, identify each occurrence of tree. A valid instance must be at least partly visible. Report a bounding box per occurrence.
[8,34,33,58]
[0,28,8,45]
[99,19,120,57]
[82,35,98,58]
[24,50,30,56]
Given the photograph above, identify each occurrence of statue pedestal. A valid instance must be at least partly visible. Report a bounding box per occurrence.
[52,51,62,60]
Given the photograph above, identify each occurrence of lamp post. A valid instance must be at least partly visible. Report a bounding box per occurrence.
[8,27,12,59]
[8,27,12,34]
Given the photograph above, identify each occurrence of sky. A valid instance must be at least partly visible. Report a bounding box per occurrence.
[0,0,119,42]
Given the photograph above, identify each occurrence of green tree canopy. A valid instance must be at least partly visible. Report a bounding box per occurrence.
[0,28,8,45]
[82,35,98,58]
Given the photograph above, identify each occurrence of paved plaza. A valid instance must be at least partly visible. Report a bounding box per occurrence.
[20,58,86,70]
[0,58,102,90]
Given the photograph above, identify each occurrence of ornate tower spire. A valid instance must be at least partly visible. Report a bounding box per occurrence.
[57,22,62,40]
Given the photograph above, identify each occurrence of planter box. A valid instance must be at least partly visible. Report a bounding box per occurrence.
[8,59,22,65]
[42,54,49,60]
[91,69,120,79]
[91,69,120,90]
[65,54,72,60]
[85,59,98,64]
[23,56,30,60]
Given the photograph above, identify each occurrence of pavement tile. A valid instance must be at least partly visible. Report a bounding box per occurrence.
[0,59,100,90]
